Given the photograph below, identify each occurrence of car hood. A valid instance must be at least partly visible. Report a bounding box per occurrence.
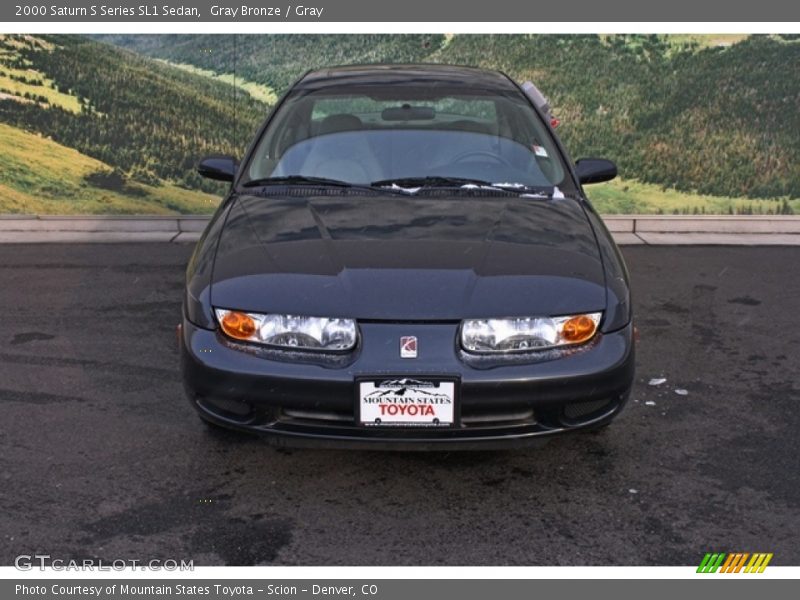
[210,192,606,320]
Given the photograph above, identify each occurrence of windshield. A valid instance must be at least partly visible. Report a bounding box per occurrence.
[242,83,572,192]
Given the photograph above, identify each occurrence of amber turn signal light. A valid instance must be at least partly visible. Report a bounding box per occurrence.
[560,315,597,343]
[219,311,257,340]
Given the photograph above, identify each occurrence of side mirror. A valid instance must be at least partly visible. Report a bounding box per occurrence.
[575,158,617,185]
[197,155,238,182]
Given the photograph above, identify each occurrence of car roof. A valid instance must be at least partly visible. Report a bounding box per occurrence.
[294,64,517,91]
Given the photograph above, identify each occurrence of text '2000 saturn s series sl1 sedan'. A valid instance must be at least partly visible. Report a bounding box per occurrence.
[181,64,635,450]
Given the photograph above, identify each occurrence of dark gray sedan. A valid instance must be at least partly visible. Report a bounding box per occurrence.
[181,64,634,449]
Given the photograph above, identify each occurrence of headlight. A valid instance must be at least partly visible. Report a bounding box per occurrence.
[460,312,602,353]
[214,309,357,351]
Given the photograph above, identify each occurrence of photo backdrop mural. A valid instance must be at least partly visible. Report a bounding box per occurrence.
[1,33,798,214]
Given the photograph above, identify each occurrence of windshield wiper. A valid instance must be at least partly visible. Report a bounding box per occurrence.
[370,176,552,195]
[242,175,358,188]
[371,176,496,188]
[241,175,409,196]
[242,175,555,198]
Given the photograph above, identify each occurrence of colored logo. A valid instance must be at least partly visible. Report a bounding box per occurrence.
[697,553,773,573]
[400,336,418,358]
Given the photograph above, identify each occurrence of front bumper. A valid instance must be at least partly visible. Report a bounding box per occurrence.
[180,317,635,450]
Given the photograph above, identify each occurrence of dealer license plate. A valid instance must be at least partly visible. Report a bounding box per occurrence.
[359,378,456,427]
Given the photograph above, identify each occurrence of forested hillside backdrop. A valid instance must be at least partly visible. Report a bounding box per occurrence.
[1,33,798,214]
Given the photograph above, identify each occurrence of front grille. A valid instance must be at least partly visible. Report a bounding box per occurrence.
[278,405,536,429]
[280,407,353,424]
[460,407,535,427]
[562,398,612,421]
[197,397,254,421]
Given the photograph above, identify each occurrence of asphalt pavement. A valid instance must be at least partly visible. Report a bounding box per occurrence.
[0,244,798,566]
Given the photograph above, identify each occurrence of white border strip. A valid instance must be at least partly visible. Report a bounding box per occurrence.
[2,22,799,34]
[2,566,800,579]
[0,18,798,578]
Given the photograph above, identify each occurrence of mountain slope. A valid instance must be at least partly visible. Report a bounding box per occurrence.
[431,35,800,198]
[103,33,800,200]
[94,34,446,93]
[2,33,798,215]
[0,122,217,214]
[0,34,268,199]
